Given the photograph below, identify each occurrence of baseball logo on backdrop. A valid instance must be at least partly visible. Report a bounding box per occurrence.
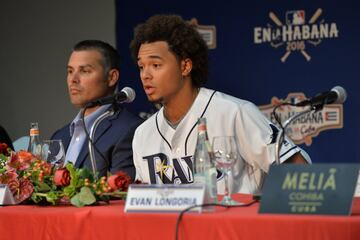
[254,8,339,62]
[189,18,217,49]
[259,92,343,146]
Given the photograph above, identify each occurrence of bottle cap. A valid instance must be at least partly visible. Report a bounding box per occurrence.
[198,118,207,132]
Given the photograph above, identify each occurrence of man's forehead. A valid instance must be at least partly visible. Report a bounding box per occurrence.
[137,42,172,61]
[67,63,98,70]
[68,51,103,68]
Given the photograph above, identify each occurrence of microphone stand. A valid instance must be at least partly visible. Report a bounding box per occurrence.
[88,105,117,179]
[254,103,319,199]
[274,105,316,165]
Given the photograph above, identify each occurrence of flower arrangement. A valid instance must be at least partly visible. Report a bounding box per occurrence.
[0,143,131,207]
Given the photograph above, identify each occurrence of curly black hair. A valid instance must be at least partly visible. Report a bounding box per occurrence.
[130,14,208,87]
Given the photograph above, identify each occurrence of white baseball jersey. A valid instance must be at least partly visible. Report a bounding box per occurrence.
[132,88,305,194]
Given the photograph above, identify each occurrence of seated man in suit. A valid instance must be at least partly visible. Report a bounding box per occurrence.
[52,40,142,180]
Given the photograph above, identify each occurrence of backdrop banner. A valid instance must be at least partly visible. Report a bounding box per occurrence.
[116,0,360,163]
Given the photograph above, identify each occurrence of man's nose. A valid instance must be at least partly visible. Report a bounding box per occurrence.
[68,72,80,83]
[140,67,151,82]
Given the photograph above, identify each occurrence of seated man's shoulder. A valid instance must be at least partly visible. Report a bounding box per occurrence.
[212,91,257,112]
[51,123,71,139]
[133,112,157,135]
[115,107,143,126]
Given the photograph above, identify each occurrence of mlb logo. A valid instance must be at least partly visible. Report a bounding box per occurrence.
[286,10,305,25]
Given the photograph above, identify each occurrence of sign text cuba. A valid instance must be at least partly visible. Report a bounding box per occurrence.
[282,168,336,213]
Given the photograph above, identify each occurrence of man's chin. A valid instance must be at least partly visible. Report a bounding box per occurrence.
[147,96,163,105]
[70,99,86,109]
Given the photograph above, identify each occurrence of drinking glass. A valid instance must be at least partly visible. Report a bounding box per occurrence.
[212,136,242,205]
[41,140,65,168]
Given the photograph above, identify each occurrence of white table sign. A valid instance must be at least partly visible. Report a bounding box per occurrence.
[0,184,15,205]
[124,184,205,212]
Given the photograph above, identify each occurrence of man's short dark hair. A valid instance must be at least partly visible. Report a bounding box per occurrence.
[73,40,120,74]
[130,14,208,87]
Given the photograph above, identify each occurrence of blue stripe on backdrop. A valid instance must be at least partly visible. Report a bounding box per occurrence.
[115,0,360,163]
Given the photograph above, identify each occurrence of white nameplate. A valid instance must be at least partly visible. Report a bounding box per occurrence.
[124,184,205,212]
[0,184,15,205]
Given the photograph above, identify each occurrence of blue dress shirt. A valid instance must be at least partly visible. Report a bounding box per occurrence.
[65,105,111,164]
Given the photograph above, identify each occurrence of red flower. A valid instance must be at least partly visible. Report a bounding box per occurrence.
[8,178,34,204]
[6,178,19,195]
[16,178,34,204]
[0,143,9,155]
[0,169,18,184]
[53,168,71,186]
[8,151,34,171]
[107,171,131,191]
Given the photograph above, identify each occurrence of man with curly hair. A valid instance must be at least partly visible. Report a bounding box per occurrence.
[130,14,309,194]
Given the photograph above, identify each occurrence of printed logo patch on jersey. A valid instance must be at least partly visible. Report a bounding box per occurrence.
[143,153,194,184]
[142,153,223,184]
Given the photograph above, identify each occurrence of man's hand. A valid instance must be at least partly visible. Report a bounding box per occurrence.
[284,152,308,164]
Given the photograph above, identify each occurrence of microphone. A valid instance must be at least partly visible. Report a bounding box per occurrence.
[295,86,347,107]
[85,87,136,108]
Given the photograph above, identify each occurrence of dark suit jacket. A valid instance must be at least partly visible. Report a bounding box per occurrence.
[0,125,14,150]
[51,105,143,180]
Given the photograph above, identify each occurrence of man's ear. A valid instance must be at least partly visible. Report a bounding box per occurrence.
[107,69,119,87]
[181,58,192,77]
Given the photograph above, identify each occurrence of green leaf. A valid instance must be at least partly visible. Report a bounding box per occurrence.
[78,186,96,205]
[36,182,52,192]
[30,191,60,205]
[31,193,42,203]
[78,168,93,181]
[66,163,79,186]
[65,163,82,192]
[46,191,59,205]
[70,187,96,207]
[70,194,84,207]
[63,185,76,197]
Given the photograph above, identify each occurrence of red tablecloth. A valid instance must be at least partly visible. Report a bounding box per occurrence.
[0,195,359,240]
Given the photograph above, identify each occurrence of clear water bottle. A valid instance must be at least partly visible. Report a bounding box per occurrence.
[27,122,41,156]
[193,118,218,204]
